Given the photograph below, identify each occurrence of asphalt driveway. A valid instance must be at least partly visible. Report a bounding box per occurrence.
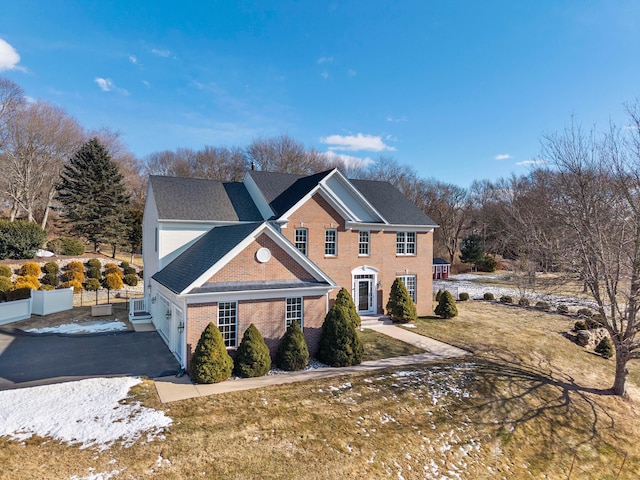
[0,328,180,390]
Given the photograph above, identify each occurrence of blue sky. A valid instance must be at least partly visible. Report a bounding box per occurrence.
[2,1,639,186]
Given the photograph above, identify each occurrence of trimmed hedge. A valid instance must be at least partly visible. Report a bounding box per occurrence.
[86,258,102,269]
[483,292,495,301]
[317,304,363,367]
[190,322,234,383]
[386,278,417,323]
[518,298,530,307]
[458,292,469,301]
[276,321,310,371]
[234,324,271,378]
[500,295,513,304]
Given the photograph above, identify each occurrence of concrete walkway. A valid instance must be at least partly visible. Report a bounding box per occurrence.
[154,317,470,403]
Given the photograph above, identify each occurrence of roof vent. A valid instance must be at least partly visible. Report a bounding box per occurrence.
[256,247,271,263]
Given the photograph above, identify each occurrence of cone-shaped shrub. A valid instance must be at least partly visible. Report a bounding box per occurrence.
[190,322,234,383]
[435,289,443,302]
[386,278,417,323]
[234,324,271,378]
[318,304,364,367]
[334,287,360,329]
[276,321,309,371]
[595,337,614,359]
[435,290,458,319]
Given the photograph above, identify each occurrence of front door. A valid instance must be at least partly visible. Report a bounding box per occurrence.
[356,278,373,314]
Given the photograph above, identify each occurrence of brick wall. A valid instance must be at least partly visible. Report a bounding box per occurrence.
[207,234,312,284]
[185,295,327,367]
[281,193,434,316]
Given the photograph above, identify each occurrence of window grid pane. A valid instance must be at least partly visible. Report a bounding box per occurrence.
[295,228,308,255]
[218,302,237,347]
[397,275,417,303]
[406,232,416,255]
[359,231,369,255]
[325,229,337,256]
[396,232,405,254]
[286,297,303,329]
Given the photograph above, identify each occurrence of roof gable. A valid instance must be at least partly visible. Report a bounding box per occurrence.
[152,222,335,294]
[149,176,262,222]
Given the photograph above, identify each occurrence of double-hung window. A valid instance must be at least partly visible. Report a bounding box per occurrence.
[218,301,238,348]
[325,229,337,256]
[295,228,308,256]
[396,275,417,303]
[396,232,416,255]
[358,231,370,256]
[286,297,303,329]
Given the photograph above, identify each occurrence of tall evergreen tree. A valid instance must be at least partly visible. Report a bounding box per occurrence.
[334,287,361,329]
[386,277,417,323]
[56,138,130,253]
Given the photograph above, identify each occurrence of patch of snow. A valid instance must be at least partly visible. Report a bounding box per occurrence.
[69,471,120,480]
[0,377,172,451]
[403,323,417,328]
[35,249,55,257]
[26,321,128,335]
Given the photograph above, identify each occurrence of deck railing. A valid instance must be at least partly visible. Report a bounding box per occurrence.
[129,296,149,318]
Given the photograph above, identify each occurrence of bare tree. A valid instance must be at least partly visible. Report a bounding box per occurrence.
[541,112,640,396]
[246,134,328,174]
[0,100,84,227]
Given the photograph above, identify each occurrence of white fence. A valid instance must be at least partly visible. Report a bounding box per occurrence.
[31,287,74,316]
[0,298,32,326]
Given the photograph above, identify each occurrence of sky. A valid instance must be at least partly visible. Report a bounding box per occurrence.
[2,1,640,186]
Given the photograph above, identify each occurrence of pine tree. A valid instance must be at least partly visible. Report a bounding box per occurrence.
[334,287,360,329]
[435,290,458,319]
[234,324,272,378]
[386,278,417,323]
[56,138,130,254]
[190,322,234,383]
[318,304,364,367]
[276,321,309,371]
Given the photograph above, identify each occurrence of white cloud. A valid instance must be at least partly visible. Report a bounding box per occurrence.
[320,133,396,152]
[321,70,329,79]
[128,55,138,64]
[152,48,171,57]
[347,69,357,77]
[142,80,150,87]
[94,77,129,95]
[516,159,548,166]
[385,115,407,123]
[495,153,512,160]
[0,38,22,72]
[321,151,373,170]
[317,56,333,64]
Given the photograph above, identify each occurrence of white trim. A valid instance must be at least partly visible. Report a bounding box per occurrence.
[243,172,274,220]
[185,285,334,304]
[345,222,436,232]
[351,265,379,315]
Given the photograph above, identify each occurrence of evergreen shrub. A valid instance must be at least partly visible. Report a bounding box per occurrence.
[123,273,138,286]
[518,298,530,307]
[39,284,54,291]
[595,337,614,359]
[0,265,12,277]
[500,295,513,304]
[84,278,101,291]
[62,270,85,283]
[386,278,417,323]
[535,301,550,311]
[60,237,85,255]
[123,265,136,276]
[435,290,458,319]
[574,320,588,331]
[66,261,84,273]
[43,262,59,275]
[14,275,39,290]
[86,258,102,269]
[87,266,102,279]
[104,263,124,278]
[334,287,360,328]
[276,321,309,371]
[458,292,469,301]
[102,272,123,290]
[318,304,364,367]
[556,305,569,315]
[577,308,593,318]
[234,324,271,378]
[483,292,495,301]
[60,280,83,293]
[18,262,40,277]
[41,272,59,287]
[435,289,443,302]
[190,322,234,383]
[0,219,46,259]
[0,276,12,292]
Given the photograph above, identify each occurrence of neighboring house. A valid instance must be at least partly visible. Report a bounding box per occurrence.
[432,258,451,279]
[130,169,438,368]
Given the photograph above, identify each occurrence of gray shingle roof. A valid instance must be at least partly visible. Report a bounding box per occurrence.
[190,279,330,294]
[152,222,263,293]
[149,176,262,222]
[248,170,333,217]
[350,179,438,226]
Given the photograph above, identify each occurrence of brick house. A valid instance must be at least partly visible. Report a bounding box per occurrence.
[131,169,437,368]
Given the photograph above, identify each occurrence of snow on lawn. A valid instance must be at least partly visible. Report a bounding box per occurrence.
[0,377,172,451]
[435,273,596,310]
[26,321,128,335]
